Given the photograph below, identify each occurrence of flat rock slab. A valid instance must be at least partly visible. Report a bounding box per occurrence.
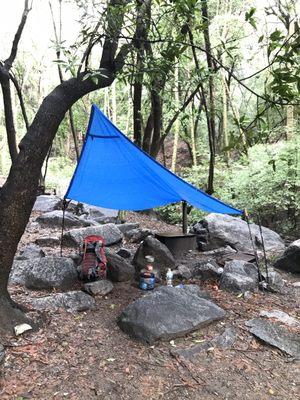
[36,211,92,228]
[259,310,300,328]
[33,195,62,212]
[246,318,300,359]
[118,285,225,344]
[62,224,122,247]
[35,236,60,247]
[30,291,95,312]
[84,280,113,296]
[172,327,237,360]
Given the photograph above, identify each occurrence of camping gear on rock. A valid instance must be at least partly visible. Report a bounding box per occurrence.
[140,256,155,290]
[78,235,107,282]
[166,268,174,287]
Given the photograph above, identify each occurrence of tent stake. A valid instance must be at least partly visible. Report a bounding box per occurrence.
[182,201,188,235]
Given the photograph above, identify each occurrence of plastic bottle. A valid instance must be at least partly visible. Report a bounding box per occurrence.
[166,268,173,286]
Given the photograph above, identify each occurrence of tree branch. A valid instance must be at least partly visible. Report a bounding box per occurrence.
[4,0,32,70]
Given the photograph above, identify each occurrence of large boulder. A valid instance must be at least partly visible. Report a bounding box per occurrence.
[36,210,93,228]
[106,252,135,282]
[62,224,122,247]
[23,257,77,290]
[35,236,60,246]
[10,256,77,287]
[15,244,45,261]
[118,285,225,344]
[273,239,300,273]
[191,213,285,254]
[30,291,95,312]
[33,195,62,212]
[133,236,175,277]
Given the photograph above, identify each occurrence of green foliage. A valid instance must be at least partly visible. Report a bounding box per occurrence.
[158,138,299,234]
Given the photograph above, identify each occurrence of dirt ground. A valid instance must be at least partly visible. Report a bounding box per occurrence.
[0,211,299,400]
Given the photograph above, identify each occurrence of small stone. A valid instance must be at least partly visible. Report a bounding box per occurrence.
[84,280,114,296]
[292,282,300,288]
[14,323,33,336]
[15,244,45,260]
[116,248,132,259]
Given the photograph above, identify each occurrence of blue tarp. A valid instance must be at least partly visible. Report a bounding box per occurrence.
[65,105,243,215]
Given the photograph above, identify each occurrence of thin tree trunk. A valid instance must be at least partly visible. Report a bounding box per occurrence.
[171,62,180,172]
[111,80,117,125]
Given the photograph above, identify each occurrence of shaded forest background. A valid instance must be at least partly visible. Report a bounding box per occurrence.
[0,0,299,235]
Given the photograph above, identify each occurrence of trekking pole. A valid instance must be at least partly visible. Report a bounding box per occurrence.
[257,213,269,284]
[244,209,264,283]
[60,198,69,257]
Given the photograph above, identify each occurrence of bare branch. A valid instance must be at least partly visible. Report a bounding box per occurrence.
[4,0,32,70]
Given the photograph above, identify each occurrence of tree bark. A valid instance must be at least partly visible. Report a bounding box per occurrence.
[0,0,131,336]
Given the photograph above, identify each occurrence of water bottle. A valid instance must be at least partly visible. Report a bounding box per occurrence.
[166,268,173,286]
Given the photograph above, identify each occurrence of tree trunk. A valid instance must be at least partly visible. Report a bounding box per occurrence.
[0,72,115,335]
[171,63,180,172]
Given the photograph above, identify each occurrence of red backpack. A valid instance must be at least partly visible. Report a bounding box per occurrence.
[79,235,107,282]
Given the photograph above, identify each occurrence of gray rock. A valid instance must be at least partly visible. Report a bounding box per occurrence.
[24,257,77,290]
[117,223,139,234]
[265,270,284,289]
[173,265,192,280]
[62,224,122,247]
[223,260,259,281]
[83,204,118,219]
[172,327,237,360]
[30,291,95,312]
[33,195,62,212]
[118,285,225,344]
[0,344,5,364]
[246,318,300,359]
[93,216,118,224]
[116,248,132,259]
[190,259,223,280]
[35,236,60,246]
[36,210,92,228]
[84,280,113,296]
[220,272,257,293]
[292,282,300,288]
[259,310,300,328]
[10,260,32,285]
[273,239,300,273]
[133,236,175,276]
[201,245,237,257]
[213,327,237,349]
[124,228,153,243]
[15,244,45,261]
[193,214,285,254]
[106,252,135,282]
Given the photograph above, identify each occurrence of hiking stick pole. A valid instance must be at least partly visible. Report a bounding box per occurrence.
[244,209,264,283]
[60,198,69,257]
[257,213,269,284]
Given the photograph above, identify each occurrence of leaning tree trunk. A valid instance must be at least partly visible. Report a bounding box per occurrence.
[0,73,114,336]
